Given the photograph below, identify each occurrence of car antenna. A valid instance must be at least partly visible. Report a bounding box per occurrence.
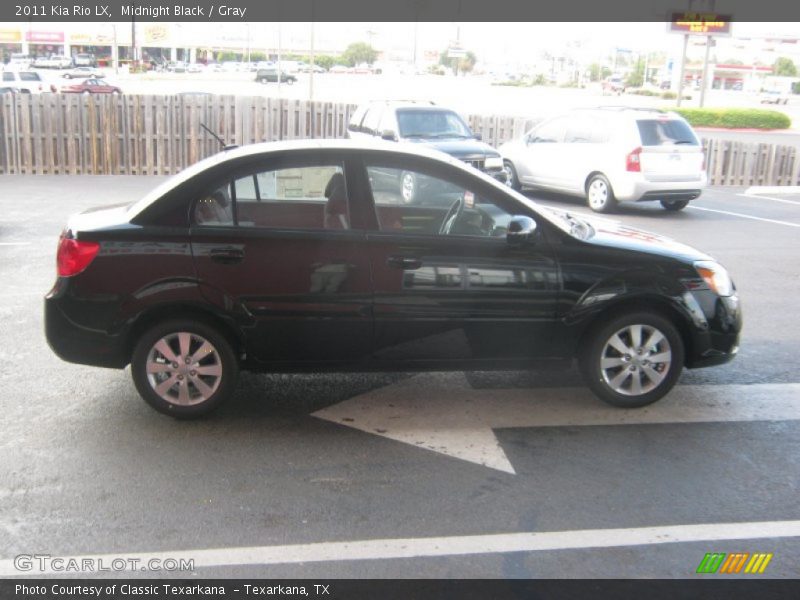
[200,123,238,151]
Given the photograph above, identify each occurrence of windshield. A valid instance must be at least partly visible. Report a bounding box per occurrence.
[396,109,473,139]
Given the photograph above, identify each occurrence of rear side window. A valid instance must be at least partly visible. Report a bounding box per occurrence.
[2,73,13,82]
[636,119,698,146]
[19,72,41,81]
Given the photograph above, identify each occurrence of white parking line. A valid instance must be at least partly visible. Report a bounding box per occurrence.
[3,520,799,575]
[745,185,800,195]
[737,193,800,206]
[688,205,800,227]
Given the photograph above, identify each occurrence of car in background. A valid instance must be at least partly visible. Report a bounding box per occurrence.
[44,139,741,418]
[602,76,626,95]
[186,63,204,73]
[0,86,19,94]
[61,78,122,94]
[347,100,507,198]
[328,65,351,74]
[1,70,56,94]
[7,53,32,68]
[73,53,97,67]
[759,89,790,105]
[499,107,706,213]
[62,66,104,79]
[33,54,74,69]
[255,68,297,84]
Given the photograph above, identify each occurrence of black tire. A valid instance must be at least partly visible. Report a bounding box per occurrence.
[503,160,521,192]
[585,173,617,213]
[579,311,684,408]
[131,319,239,419]
[660,199,690,211]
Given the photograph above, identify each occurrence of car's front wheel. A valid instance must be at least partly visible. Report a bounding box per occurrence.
[579,311,684,408]
[503,160,521,191]
[660,199,690,211]
[131,319,239,418]
[586,174,617,213]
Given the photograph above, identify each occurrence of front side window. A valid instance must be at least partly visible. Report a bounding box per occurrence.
[367,165,517,238]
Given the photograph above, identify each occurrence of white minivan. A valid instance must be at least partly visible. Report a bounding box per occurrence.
[499,107,707,212]
[0,70,56,94]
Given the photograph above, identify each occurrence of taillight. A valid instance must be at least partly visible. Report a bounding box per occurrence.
[57,234,100,277]
[626,146,642,172]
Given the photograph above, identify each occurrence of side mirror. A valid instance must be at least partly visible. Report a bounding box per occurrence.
[506,216,537,245]
[381,129,397,141]
[473,132,482,141]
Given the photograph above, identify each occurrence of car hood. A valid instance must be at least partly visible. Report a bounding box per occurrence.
[404,138,501,159]
[571,212,713,263]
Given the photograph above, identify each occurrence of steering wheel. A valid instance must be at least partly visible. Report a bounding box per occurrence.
[438,197,464,235]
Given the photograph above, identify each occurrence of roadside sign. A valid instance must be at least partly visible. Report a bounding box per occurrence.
[668,12,733,36]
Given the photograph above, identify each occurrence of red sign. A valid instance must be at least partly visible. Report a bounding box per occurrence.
[25,31,65,43]
[669,13,732,36]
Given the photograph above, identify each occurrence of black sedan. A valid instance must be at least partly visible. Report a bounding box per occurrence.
[255,68,297,84]
[45,140,741,418]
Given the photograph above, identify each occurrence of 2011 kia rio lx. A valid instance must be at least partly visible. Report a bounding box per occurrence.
[45,140,742,418]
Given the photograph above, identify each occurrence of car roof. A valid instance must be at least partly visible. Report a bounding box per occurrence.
[365,100,440,110]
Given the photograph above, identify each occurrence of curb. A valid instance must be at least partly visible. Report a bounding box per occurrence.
[696,127,798,134]
[745,186,800,195]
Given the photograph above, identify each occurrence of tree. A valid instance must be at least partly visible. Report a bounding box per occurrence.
[625,59,645,87]
[341,42,378,67]
[774,57,798,77]
[458,51,477,75]
[314,55,337,70]
[588,63,612,82]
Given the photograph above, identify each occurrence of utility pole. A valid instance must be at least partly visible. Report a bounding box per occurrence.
[676,34,688,107]
[699,37,714,107]
[309,21,315,102]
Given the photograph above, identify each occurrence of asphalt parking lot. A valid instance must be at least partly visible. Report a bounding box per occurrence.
[0,177,798,579]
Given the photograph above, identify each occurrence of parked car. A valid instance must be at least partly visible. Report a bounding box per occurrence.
[61,78,122,94]
[186,63,204,73]
[499,107,707,213]
[73,53,97,67]
[347,101,507,196]
[759,89,790,105]
[33,54,74,69]
[0,86,19,94]
[62,66,104,79]
[1,70,56,94]
[255,68,297,84]
[7,53,32,68]
[602,76,626,95]
[44,139,741,418]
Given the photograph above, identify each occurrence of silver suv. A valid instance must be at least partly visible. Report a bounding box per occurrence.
[1,70,55,94]
[499,107,707,212]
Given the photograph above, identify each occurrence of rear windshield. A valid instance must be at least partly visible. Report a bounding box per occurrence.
[19,72,41,82]
[636,119,698,146]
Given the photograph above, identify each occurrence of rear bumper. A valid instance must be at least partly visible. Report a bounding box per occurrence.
[44,284,128,369]
[613,172,707,202]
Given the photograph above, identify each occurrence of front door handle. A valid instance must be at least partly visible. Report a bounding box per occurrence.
[210,247,245,264]
[387,255,422,270]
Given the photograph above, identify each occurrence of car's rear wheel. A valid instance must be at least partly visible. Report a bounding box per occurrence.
[586,174,617,213]
[503,160,521,191]
[131,320,238,418]
[660,199,690,211]
[579,311,684,408]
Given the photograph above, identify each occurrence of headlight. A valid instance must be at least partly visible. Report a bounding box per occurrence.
[484,156,503,169]
[693,260,733,296]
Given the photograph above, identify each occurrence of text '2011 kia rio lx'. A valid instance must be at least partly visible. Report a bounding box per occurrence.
[45,139,741,418]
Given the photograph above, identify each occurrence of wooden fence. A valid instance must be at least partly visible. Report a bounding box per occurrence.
[1,94,798,186]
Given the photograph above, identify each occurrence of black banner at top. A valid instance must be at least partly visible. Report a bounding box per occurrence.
[1,0,800,22]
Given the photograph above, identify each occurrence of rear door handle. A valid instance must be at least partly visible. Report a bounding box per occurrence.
[210,247,245,264]
[387,255,422,270]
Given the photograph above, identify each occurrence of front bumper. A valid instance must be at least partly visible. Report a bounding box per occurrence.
[684,292,742,369]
